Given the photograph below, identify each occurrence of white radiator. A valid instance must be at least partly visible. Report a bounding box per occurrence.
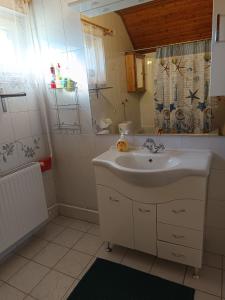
[0,163,48,255]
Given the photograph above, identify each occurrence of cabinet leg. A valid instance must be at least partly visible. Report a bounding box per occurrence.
[106,242,112,252]
[192,268,200,279]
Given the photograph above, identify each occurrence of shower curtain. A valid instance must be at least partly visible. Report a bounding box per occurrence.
[154,40,217,134]
[0,0,52,172]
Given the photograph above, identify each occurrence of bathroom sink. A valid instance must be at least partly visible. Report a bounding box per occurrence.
[92,147,212,187]
[115,153,180,170]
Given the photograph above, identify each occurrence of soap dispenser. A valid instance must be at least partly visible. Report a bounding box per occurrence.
[116,132,129,152]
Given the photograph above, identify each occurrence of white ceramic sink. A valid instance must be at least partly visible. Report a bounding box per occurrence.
[115,153,180,170]
[92,147,212,187]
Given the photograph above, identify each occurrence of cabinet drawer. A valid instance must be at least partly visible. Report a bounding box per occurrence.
[157,223,203,250]
[157,200,205,230]
[157,241,202,268]
[134,202,156,255]
[97,186,134,248]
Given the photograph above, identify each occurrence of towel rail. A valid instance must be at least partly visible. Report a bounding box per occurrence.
[0,92,26,112]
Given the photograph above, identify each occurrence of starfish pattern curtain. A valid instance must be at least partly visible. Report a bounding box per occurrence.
[154,40,217,134]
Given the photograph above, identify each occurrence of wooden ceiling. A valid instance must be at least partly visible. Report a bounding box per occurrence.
[118,0,213,50]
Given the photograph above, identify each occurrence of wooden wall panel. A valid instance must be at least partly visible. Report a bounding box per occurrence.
[118,0,213,50]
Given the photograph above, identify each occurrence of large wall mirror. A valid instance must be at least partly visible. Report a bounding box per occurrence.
[82,0,225,136]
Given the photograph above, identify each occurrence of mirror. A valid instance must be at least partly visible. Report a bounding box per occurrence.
[82,0,225,135]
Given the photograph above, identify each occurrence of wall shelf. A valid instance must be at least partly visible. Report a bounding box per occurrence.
[51,86,81,134]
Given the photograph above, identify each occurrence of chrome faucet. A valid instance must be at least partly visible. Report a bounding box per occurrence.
[143,138,165,153]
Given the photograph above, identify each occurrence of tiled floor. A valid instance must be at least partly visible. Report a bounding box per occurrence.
[0,216,225,300]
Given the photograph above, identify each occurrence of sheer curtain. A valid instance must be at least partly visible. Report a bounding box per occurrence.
[83,22,107,88]
[0,0,52,171]
[154,40,217,134]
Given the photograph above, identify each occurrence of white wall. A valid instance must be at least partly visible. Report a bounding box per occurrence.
[34,0,225,255]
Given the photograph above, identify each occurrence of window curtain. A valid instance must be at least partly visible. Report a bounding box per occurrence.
[154,40,217,134]
[83,22,107,88]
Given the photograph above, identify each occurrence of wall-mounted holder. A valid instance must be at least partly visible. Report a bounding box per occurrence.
[216,14,225,42]
[89,85,113,98]
[0,92,26,112]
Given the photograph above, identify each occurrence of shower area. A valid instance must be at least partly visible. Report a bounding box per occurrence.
[0,0,94,259]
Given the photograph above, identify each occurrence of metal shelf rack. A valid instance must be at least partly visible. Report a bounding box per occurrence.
[52,84,81,134]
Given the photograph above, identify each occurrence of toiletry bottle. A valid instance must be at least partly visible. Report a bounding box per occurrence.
[116,133,128,152]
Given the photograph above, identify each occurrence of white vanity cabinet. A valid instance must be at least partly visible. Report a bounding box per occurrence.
[94,166,208,271]
[210,0,225,96]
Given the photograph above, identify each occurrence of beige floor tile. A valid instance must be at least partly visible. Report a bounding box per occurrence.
[31,270,74,300]
[63,280,79,299]
[67,219,93,232]
[17,237,48,259]
[8,261,49,294]
[24,296,36,300]
[88,224,100,236]
[96,243,127,263]
[122,249,155,273]
[184,266,222,297]
[54,249,92,278]
[51,216,73,227]
[0,255,29,281]
[203,252,222,269]
[78,257,96,279]
[0,282,26,300]
[35,223,65,241]
[52,228,84,249]
[195,290,221,300]
[150,258,185,284]
[73,233,103,255]
[33,243,68,268]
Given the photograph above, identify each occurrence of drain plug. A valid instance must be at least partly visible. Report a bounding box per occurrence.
[149,158,153,163]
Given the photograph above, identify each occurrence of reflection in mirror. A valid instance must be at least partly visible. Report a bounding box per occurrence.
[82,0,225,136]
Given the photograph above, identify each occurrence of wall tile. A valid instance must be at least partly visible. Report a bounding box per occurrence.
[29,111,43,136]
[0,113,14,143]
[0,141,19,172]
[208,169,225,202]
[206,200,225,228]
[205,227,225,255]
[11,112,31,139]
[60,0,84,51]
[7,96,28,113]
[42,170,57,208]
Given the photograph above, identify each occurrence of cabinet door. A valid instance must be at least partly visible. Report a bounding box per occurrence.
[133,202,157,255]
[97,185,134,248]
[135,55,145,91]
[210,0,225,96]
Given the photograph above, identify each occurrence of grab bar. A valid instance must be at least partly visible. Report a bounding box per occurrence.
[0,92,26,112]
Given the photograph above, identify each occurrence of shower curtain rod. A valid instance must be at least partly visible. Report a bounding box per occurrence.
[124,38,211,53]
[81,18,113,35]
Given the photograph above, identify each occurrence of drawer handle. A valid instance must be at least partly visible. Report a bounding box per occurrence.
[172,234,185,239]
[171,252,185,259]
[138,208,151,213]
[109,196,119,203]
[172,209,186,214]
